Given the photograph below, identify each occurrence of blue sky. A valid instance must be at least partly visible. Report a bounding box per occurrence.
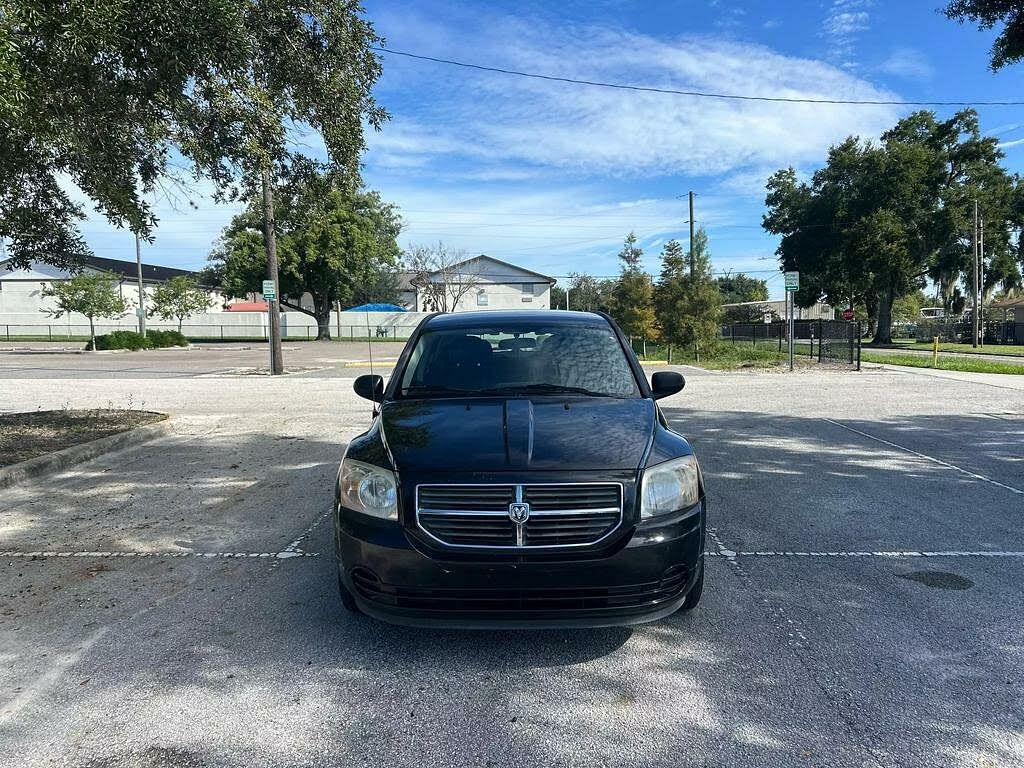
[77,0,1024,299]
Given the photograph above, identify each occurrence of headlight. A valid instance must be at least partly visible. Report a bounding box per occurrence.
[339,458,398,520]
[640,455,700,518]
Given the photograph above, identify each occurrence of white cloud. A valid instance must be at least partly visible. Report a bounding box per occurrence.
[999,138,1024,150]
[878,48,933,80]
[822,0,872,64]
[369,14,903,180]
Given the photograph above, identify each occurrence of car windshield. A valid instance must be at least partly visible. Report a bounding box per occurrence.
[397,322,639,399]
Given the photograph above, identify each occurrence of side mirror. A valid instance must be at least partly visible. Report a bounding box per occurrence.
[353,374,384,403]
[650,371,685,400]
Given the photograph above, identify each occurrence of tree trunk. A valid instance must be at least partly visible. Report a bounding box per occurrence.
[873,284,895,345]
[315,304,332,340]
[178,317,183,332]
[88,316,95,351]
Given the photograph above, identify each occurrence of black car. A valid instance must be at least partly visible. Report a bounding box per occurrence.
[334,310,706,628]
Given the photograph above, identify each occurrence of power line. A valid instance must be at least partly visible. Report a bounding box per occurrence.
[372,46,1024,107]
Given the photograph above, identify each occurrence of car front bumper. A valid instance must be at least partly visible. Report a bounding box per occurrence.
[334,503,705,628]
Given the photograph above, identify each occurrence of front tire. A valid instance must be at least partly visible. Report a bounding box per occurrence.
[338,572,363,614]
[680,558,704,612]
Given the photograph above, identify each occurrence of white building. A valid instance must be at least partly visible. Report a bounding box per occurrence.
[0,256,222,316]
[397,255,555,312]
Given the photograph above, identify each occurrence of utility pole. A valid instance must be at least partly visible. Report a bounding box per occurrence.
[972,199,979,349]
[979,215,985,348]
[688,191,695,277]
[134,233,146,337]
[261,167,284,375]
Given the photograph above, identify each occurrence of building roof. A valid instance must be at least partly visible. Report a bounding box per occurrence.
[82,256,198,283]
[991,295,1024,309]
[0,256,198,283]
[397,255,555,289]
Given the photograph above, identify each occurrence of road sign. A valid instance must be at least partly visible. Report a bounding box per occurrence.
[262,280,276,300]
[784,271,800,292]
[842,308,854,321]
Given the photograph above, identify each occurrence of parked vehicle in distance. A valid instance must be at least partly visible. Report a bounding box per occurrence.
[334,310,706,627]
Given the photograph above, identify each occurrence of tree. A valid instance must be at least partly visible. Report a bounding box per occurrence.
[610,232,658,354]
[148,276,213,331]
[892,290,929,324]
[349,263,403,308]
[407,243,481,312]
[654,233,722,361]
[565,272,615,312]
[944,1,1024,69]
[1,1,387,271]
[41,273,129,349]
[763,109,1022,344]
[208,168,401,339]
[550,285,567,309]
[716,273,769,304]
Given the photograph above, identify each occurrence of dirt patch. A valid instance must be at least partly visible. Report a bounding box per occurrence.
[0,409,166,467]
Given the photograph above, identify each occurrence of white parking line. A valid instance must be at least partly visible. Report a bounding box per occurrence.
[0,550,319,559]
[4,549,1023,561]
[822,417,1024,496]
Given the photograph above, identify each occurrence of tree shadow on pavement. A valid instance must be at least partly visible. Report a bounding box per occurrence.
[2,411,1024,767]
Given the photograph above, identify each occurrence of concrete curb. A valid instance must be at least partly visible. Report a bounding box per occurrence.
[0,416,172,491]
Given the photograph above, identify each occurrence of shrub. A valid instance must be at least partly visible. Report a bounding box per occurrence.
[89,331,148,351]
[86,329,189,351]
[145,329,189,348]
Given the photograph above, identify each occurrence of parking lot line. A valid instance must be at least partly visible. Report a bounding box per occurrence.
[0,550,319,559]
[6,549,1023,560]
[821,417,1024,496]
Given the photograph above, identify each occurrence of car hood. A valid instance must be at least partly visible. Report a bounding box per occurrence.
[380,397,656,472]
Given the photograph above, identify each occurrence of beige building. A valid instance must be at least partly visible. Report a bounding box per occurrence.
[397,255,555,312]
[722,299,835,322]
[0,256,221,316]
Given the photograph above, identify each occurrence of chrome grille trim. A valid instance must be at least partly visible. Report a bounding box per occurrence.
[415,482,624,549]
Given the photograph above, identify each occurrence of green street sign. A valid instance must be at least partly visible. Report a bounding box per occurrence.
[784,271,800,292]
[262,280,276,300]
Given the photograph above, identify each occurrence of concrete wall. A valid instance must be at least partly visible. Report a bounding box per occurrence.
[0,310,431,339]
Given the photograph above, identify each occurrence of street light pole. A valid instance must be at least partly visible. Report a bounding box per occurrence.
[134,233,146,337]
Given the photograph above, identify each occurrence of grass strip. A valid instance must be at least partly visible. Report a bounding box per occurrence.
[861,351,1024,375]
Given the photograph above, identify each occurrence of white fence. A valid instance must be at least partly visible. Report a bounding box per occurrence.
[0,311,430,341]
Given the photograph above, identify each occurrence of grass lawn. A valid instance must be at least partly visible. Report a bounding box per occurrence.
[860,351,1024,375]
[0,410,166,467]
[886,340,1024,357]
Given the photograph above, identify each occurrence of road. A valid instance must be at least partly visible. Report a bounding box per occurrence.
[1,350,1022,767]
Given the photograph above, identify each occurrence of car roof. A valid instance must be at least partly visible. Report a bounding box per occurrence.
[421,310,611,330]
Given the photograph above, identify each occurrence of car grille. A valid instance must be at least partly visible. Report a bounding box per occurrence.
[350,565,689,613]
[416,483,623,549]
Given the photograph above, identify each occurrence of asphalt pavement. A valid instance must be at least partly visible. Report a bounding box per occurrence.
[1,354,1022,767]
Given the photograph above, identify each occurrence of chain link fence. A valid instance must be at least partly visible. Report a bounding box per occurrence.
[905,319,1024,345]
[721,320,863,368]
[0,323,417,342]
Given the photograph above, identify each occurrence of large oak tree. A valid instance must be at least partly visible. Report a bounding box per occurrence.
[763,109,1022,344]
[1,0,385,270]
[208,166,401,339]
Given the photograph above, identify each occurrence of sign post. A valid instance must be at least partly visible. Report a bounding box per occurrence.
[784,271,799,371]
[262,280,277,373]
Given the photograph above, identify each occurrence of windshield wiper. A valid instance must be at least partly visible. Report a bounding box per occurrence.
[402,384,479,397]
[479,383,627,398]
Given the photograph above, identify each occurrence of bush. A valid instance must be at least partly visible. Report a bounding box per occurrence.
[87,329,189,351]
[89,331,149,351]
[145,329,188,348]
